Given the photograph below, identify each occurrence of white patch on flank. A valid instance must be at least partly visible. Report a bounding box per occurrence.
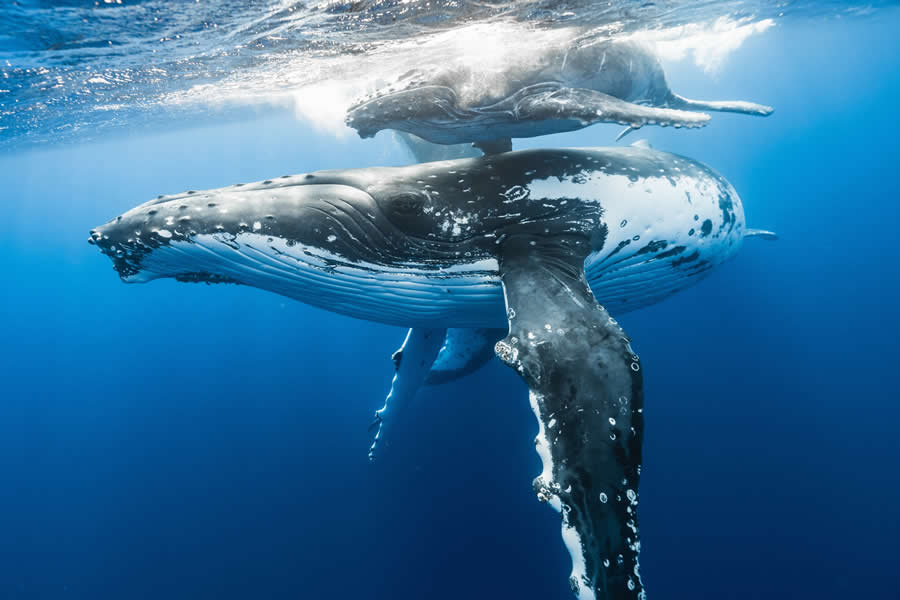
[526,154,745,313]
[156,229,172,239]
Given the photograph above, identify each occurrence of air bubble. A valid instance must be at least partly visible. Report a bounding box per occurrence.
[599,492,608,503]
[608,417,616,426]
[620,219,627,228]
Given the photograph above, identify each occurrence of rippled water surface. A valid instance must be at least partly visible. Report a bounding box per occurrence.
[0,0,894,149]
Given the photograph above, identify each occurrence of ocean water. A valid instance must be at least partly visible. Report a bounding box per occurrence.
[2,2,899,599]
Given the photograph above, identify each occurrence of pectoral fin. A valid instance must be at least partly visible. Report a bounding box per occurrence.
[495,235,645,599]
[368,327,505,460]
[488,84,710,132]
[368,327,446,461]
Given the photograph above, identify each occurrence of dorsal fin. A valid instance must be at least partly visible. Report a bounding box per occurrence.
[630,139,652,149]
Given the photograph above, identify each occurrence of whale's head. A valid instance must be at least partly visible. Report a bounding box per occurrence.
[345,83,470,143]
[89,171,435,284]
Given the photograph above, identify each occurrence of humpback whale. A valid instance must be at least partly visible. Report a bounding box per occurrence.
[346,39,773,153]
[91,145,756,599]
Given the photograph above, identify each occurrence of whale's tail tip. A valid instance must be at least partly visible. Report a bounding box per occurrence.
[745,228,778,241]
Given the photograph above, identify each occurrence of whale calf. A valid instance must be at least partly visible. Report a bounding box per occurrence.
[347,39,773,153]
[91,145,753,599]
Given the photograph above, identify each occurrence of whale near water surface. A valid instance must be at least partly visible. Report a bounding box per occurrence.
[91,144,765,600]
[346,39,773,153]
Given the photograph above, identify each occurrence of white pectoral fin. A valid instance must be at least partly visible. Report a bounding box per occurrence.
[368,327,446,461]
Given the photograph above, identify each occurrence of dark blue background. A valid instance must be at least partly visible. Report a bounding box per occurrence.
[2,14,899,600]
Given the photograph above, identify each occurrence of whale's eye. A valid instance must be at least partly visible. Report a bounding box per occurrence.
[390,192,425,217]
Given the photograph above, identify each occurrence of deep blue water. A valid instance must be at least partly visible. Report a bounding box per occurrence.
[2,7,900,600]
